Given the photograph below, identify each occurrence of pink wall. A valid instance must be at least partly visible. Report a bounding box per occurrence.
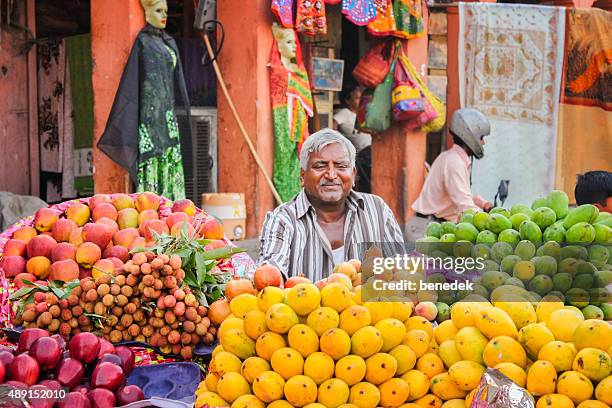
[0,2,32,194]
[91,0,145,194]
[217,0,275,238]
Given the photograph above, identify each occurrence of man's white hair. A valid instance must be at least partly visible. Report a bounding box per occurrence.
[299,128,356,170]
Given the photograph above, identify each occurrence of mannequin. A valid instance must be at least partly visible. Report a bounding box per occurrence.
[98,0,191,201]
[269,23,314,202]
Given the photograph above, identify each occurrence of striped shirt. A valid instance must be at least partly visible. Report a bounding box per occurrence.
[258,189,405,281]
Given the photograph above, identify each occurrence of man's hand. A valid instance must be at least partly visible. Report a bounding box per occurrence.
[483,202,494,212]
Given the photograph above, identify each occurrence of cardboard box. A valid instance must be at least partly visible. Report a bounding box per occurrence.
[201,193,246,240]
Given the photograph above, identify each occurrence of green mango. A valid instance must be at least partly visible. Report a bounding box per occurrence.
[531,207,557,230]
[416,236,440,255]
[519,220,542,244]
[510,213,530,231]
[440,221,457,235]
[460,213,474,224]
[562,204,599,229]
[531,197,548,210]
[453,240,474,258]
[581,305,604,320]
[500,255,522,274]
[455,222,479,243]
[435,302,451,323]
[529,275,554,296]
[511,204,533,217]
[594,270,612,288]
[482,271,511,291]
[473,212,490,232]
[505,277,525,288]
[490,207,511,219]
[533,255,558,276]
[515,240,536,261]
[425,221,442,238]
[472,243,491,259]
[541,241,561,260]
[565,288,590,308]
[576,260,597,275]
[488,213,512,234]
[560,245,588,260]
[552,272,572,292]
[593,223,612,244]
[543,224,566,243]
[565,222,596,244]
[491,242,514,264]
[558,257,580,276]
[588,244,610,268]
[547,190,569,219]
[476,230,497,245]
[594,212,611,224]
[498,229,521,248]
[589,288,610,307]
[572,273,594,290]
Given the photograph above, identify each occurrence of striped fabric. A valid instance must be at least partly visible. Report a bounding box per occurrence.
[258,189,405,281]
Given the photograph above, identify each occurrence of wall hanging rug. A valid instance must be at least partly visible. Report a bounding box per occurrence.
[368,0,397,37]
[269,34,314,202]
[557,8,612,199]
[297,0,327,35]
[272,0,295,28]
[97,25,192,201]
[458,3,565,207]
[342,0,377,26]
[394,0,425,39]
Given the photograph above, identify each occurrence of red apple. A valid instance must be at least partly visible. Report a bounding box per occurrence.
[166,212,190,230]
[88,194,111,210]
[28,384,55,408]
[58,392,91,408]
[5,380,29,390]
[39,379,62,391]
[68,332,100,363]
[91,362,125,392]
[284,276,312,288]
[29,336,62,370]
[0,350,15,372]
[171,198,196,216]
[113,346,135,376]
[13,272,36,289]
[9,354,40,385]
[27,234,58,259]
[51,242,78,262]
[52,218,78,242]
[116,385,145,405]
[74,384,91,395]
[17,328,50,354]
[3,239,27,257]
[87,388,116,408]
[1,255,27,277]
[97,338,115,359]
[81,223,112,250]
[55,358,85,390]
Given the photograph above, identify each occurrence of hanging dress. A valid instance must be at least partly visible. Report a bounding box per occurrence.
[269,33,314,202]
[97,25,192,201]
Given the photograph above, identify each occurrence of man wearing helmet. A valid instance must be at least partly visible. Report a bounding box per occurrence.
[411,108,493,225]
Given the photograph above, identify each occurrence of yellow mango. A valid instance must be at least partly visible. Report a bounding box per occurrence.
[494,300,537,330]
[518,323,555,361]
[538,341,576,372]
[594,375,612,405]
[494,363,526,388]
[535,394,575,408]
[455,327,488,365]
[557,370,594,404]
[475,307,518,339]
[430,373,468,400]
[572,348,612,382]
[573,319,612,351]
[434,320,459,345]
[401,370,430,401]
[448,360,486,391]
[483,336,527,368]
[438,340,463,369]
[527,360,557,397]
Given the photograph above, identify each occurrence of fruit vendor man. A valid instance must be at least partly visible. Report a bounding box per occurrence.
[411,108,494,224]
[258,128,405,280]
[575,170,612,212]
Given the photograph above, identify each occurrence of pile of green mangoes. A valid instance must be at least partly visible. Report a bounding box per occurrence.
[417,190,611,321]
[421,190,611,247]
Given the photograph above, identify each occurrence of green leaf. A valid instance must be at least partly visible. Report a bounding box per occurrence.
[49,286,65,300]
[129,246,147,254]
[194,289,209,307]
[183,272,199,288]
[201,246,246,261]
[9,286,36,300]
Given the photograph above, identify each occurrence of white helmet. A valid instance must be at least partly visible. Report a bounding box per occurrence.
[450,108,491,159]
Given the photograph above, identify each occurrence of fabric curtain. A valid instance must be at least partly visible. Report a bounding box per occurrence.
[458,3,566,207]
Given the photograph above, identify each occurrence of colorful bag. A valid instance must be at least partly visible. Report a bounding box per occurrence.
[391,58,425,121]
[399,55,446,132]
[352,40,394,88]
[358,58,397,132]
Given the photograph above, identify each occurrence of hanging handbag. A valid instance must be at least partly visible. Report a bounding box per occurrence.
[358,57,398,132]
[391,57,425,121]
[400,55,446,132]
[352,40,394,88]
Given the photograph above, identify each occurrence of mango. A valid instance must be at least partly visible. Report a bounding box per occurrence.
[532,207,557,230]
[483,336,527,368]
[221,329,256,360]
[535,394,575,408]
[515,240,537,260]
[415,353,444,379]
[365,353,397,385]
[518,323,555,360]
[533,256,558,276]
[455,327,488,364]
[594,375,612,405]
[543,224,566,243]
[495,300,537,330]
[527,360,557,397]
[454,223,479,243]
[448,360,485,391]
[532,197,549,210]
[473,212,490,231]
[498,229,521,247]
[379,378,410,407]
[592,224,612,244]
[538,341,576,372]
[566,222,596,244]
[476,230,497,245]
[491,242,514,263]
[548,190,570,219]
[252,371,285,403]
[494,362,526,387]
[426,222,442,238]
[304,352,335,386]
[487,213,512,235]
[520,221,543,244]
[430,373,467,400]
[490,207,511,218]
[513,260,536,282]
[441,222,457,235]
[400,370,429,402]
[512,204,533,216]
[563,204,599,229]
[572,348,612,382]
[557,371,594,404]
[500,255,522,274]
[348,382,380,408]
[390,344,417,375]
[529,275,554,296]
[546,308,584,341]
[588,244,610,268]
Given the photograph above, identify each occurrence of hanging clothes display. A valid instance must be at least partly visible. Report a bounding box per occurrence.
[37,39,76,202]
[97,25,192,201]
[367,0,396,36]
[458,3,565,207]
[65,33,94,197]
[342,0,377,26]
[296,0,327,35]
[272,0,295,28]
[394,0,425,39]
[270,25,314,202]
